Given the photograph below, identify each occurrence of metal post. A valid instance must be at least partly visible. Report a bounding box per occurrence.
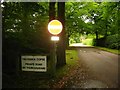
[54,41,57,68]
[51,41,57,76]
[54,41,57,72]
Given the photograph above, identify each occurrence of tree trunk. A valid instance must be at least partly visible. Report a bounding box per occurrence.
[45,2,56,53]
[49,2,56,21]
[67,34,70,47]
[104,25,108,38]
[56,2,66,67]
[95,30,98,40]
[95,30,98,46]
[49,2,56,51]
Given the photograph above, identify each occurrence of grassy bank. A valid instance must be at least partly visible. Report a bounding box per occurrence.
[55,50,79,79]
[49,49,79,88]
[96,47,120,55]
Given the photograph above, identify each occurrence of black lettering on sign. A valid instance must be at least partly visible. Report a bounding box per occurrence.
[22,58,26,60]
[36,58,45,61]
[35,63,42,65]
[41,58,45,61]
[25,63,34,65]
[37,58,40,60]
[40,67,45,69]
[22,58,35,60]
[22,67,26,69]
[27,67,33,69]
[26,67,45,69]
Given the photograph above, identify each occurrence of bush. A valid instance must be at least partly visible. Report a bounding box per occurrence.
[82,39,93,46]
[93,34,120,50]
[93,39,97,46]
[106,34,120,49]
[93,37,106,47]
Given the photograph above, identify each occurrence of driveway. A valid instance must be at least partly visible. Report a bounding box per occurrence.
[77,47,119,88]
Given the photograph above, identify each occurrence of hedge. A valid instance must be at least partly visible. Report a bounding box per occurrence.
[105,34,120,49]
[93,34,120,50]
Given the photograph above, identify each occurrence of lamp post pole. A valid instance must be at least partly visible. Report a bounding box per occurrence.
[54,41,57,69]
[51,36,59,75]
[48,20,63,75]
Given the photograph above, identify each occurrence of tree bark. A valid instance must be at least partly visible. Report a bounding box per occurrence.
[95,30,98,46]
[56,2,66,67]
[95,31,98,40]
[49,2,56,21]
[49,2,56,50]
[104,24,108,38]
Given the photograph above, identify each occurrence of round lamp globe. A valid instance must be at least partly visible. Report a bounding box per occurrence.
[48,20,63,35]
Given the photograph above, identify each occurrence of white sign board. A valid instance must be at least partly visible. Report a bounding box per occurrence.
[21,56,47,72]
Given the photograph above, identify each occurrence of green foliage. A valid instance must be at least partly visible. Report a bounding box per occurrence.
[106,34,120,49]
[65,2,119,45]
[82,39,93,46]
[69,33,81,44]
[55,50,78,78]
[2,2,50,75]
[2,2,49,52]
[69,38,76,44]
[93,34,120,50]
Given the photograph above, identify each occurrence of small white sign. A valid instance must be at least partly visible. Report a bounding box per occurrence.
[21,55,47,72]
[51,36,59,41]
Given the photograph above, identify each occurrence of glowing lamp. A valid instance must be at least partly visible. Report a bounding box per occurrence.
[48,20,63,35]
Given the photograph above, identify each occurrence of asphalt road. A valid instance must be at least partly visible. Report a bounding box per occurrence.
[77,47,119,88]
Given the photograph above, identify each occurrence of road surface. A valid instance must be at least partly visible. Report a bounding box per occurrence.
[77,47,119,88]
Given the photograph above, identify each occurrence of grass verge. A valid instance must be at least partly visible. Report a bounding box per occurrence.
[49,49,79,88]
[55,50,79,79]
[96,46,120,55]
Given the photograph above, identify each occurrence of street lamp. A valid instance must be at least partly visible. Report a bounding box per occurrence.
[48,20,63,73]
[48,20,63,41]
[48,20,63,36]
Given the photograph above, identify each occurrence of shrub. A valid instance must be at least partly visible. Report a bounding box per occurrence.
[93,39,97,46]
[82,39,93,46]
[106,34,120,49]
[92,38,106,47]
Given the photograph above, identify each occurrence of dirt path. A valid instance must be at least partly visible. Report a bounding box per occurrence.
[63,47,119,88]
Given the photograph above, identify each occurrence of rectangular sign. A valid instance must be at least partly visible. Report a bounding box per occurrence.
[21,55,47,72]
